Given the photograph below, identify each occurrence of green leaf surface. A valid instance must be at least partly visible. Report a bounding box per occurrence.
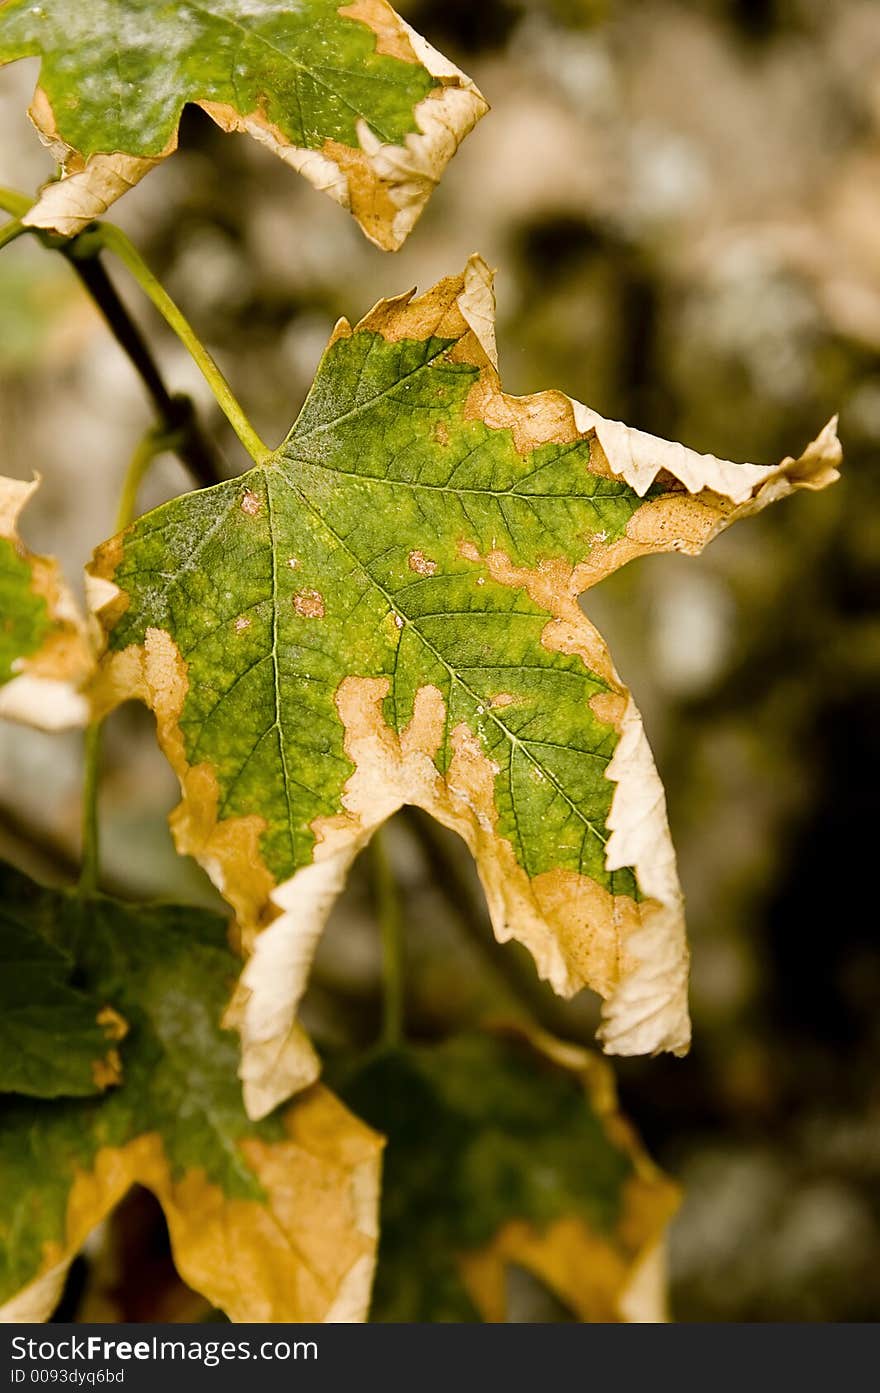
[88,257,841,1118]
[0,475,92,730]
[337,1029,679,1322]
[0,862,381,1323]
[0,886,124,1099]
[0,0,487,247]
[0,532,49,685]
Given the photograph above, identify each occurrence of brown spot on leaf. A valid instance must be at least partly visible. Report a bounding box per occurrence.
[433,422,450,446]
[22,560,93,683]
[293,589,325,619]
[307,677,446,861]
[338,0,422,63]
[464,375,582,457]
[91,1050,123,1091]
[97,1006,128,1043]
[489,692,515,709]
[590,691,627,729]
[240,490,261,516]
[408,549,437,576]
[234,616,252,634]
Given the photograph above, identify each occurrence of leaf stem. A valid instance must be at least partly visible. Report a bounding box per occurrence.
[0,184,263,483]
[0,185,226,490]
[88,224,270,464]
[79,425,173,896]
[78,722,103,896]
[370,828,405,1047]
[115,423,183,533]
[0,217,28,251]
[69,251,224,491]
[0,186,33,218]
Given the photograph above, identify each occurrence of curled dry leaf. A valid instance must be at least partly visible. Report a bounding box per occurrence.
[87,256,842,1119]
[0,864,382,1325]
[337,1026,680,1322]
[0,0,487,249]
[0,474,93,730]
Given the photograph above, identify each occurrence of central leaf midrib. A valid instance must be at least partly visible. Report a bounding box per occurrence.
[265,471,300,866]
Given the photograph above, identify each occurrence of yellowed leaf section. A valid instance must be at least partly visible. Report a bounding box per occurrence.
[19,88,167,237]
[229,668,686,1120]
[0,474,93,730]
[458,1027,680,1324]
[0,1085,382,1325]
[90,1005,128,1090]
[21,6,487,249]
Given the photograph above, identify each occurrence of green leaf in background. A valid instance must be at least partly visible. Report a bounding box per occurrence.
[0,474,92,730]
[0,0,487,248]
[337,1027,679,1322]
[0,863,382,1324]
[88,256,841,1120]
[0,885,126,1099]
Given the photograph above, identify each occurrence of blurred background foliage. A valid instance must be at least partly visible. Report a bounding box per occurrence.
[1,0,878,1322]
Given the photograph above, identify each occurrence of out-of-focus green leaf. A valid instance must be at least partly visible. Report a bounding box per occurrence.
[338,1027,680,1322]
[0,862,382,1324]
[0,882,125,1099]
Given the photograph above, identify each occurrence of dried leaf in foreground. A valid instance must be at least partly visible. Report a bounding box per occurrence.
[0,0,487,248]
[0,475,92,730]
[0,864,381,1324]
[88,255,842,1119]
[337,1027,679,1322]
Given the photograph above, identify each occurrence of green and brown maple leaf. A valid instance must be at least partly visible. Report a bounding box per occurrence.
[87,256,842,1119]
[338,1026,679,1322]
[0,863,381,1324]
[0,0,487,247]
